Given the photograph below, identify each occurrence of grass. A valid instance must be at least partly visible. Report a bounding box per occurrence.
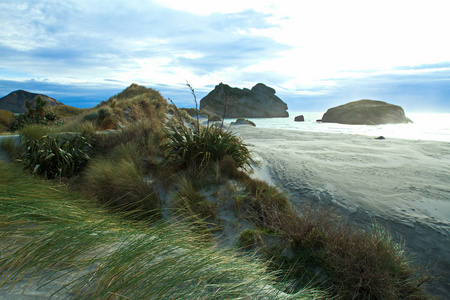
[50,105,85,118]
[0,137,20,159]
[0,109,13,132]
[82,155,161,217]
[0,161,324,299]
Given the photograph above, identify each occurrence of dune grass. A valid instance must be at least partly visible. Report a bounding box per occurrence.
[0,109,14,132]
[0,162,324,299]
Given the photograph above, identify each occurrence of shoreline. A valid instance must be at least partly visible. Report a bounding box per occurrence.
[233,125,450,298]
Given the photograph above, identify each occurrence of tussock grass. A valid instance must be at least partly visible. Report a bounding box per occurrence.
[0,162,324,299]
[0,137,20,159]
[250,202,433,299]
[82,155,160,217]
[50,105,85,118]
[173,175,218,221]
[0,109,13,132]
[19,124,54,140]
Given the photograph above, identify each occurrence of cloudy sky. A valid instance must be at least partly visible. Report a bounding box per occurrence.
[1,0,450,112]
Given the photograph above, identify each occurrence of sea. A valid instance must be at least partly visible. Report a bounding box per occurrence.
[226,112,450,143]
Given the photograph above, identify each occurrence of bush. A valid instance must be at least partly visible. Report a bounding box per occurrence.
[82,112,99,122]
[10,97,59,131]
[164,124,252,172]
[19,134,92,179]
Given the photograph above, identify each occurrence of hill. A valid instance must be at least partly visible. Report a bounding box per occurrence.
[0,90,64,113]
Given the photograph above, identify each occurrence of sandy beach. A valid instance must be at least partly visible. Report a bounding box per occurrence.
[233,125,450,298]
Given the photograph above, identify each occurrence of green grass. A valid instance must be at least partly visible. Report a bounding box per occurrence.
[0,162,324,299]
[0,109,13,132]
[82,155,160,217]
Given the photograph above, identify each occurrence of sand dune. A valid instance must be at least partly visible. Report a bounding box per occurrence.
[233,126,450,298]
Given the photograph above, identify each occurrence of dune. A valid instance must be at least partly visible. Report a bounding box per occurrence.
[233,125,450,298]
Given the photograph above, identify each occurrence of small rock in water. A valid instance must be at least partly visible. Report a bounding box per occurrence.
[375,136,385,140]
[294,115,305,122]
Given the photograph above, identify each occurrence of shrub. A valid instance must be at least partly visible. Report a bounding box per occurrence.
[82,112,99,122]
[19,134,93,179]
[164,124,252,172]
[10,97,58,131]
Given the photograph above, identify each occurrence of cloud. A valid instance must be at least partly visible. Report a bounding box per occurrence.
[1,0,449,112]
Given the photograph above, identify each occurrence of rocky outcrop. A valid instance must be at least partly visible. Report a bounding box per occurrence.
[321,100,412,125]
[0,90,64,114]
[294,115,304,122]
[230,118,256,126]
[200,83,288,118]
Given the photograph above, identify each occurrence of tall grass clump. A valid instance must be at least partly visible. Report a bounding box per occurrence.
[0,109,14,132]
[248,200,433,299]
[0,162,325,299]
[164,84,252,172]
[173,175,218,222]
[0,137,20,159]
[82,155,160,217]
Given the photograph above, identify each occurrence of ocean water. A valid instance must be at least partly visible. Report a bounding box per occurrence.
[227,112,450,143]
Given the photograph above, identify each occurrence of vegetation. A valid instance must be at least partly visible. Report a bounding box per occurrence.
[0,162,323,299]
[0,109,13,132]
[10,96,58,131]
[0,83,434,299]
[19,134,92,179]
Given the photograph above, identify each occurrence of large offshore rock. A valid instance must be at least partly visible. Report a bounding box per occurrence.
[199,83,288,118]
[0,90,64,114]
[321,100,412,125]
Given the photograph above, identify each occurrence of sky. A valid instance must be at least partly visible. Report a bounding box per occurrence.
[1,0,450,113]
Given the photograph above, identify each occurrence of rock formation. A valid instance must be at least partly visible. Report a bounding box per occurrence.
[294,115,305,122]
[200,83,288,118]
[230,118,256,126]
[321,100,412,125]
[0,90,64,114]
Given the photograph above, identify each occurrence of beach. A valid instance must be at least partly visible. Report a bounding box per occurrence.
[233,125,450,298]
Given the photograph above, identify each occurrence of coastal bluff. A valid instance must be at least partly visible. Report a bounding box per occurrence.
[200,83,288,118]
[321,99,412,125]
[0,90,64,114]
